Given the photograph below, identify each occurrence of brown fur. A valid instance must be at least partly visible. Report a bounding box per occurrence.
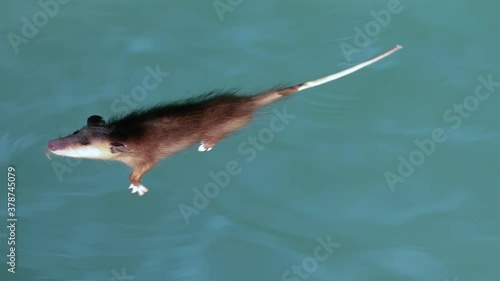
[46,45,402,195]
[107,93,257,185]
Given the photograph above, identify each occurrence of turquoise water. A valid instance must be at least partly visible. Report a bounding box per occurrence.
[1,0,500,280]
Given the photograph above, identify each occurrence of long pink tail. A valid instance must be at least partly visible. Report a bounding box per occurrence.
[254,45,403,106]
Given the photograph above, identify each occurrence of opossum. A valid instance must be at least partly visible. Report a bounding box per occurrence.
[46,45,402,196]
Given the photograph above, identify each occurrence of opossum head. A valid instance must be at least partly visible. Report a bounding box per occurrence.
[46,115,128,160]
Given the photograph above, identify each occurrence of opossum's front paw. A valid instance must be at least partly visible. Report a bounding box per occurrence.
[198,142,213,152]
[128,183,149,196]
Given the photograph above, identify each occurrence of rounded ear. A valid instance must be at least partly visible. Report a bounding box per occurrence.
[87,115,105,127]
[110,142,128,154]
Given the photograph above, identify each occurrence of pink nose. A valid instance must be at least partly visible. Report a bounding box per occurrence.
[47,140,62,151]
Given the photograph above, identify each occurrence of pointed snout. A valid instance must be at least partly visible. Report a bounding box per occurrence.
[47,140,59,150]
[47,139,62,151]
[46,139,63,160]
[46,138,71,160]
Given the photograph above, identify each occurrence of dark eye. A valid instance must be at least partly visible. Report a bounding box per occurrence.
[79,139,90,145]
[72,130,80,135]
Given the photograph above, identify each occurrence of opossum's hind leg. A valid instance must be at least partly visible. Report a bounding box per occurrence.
[198,135,227,152]
[128,162,155,196]
[198,116,253,152]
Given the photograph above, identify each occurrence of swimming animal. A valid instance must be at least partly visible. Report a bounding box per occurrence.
[46,45,402,196]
